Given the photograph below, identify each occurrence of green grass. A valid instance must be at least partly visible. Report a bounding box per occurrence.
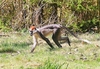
[0,32,100,69]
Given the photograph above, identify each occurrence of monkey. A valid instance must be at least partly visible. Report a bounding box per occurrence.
[29,24,91,53]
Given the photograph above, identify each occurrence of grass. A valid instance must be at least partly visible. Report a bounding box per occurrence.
[0,32,100,69]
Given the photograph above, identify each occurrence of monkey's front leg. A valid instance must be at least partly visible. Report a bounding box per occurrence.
[31,35,37,53]
[37,31,54,49]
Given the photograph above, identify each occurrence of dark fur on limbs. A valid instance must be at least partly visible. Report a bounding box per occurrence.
[37,30,54,49]
[52,28,62,48]
[66,36,71,46]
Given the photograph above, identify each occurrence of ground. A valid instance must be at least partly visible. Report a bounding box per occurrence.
[0,32,100,69]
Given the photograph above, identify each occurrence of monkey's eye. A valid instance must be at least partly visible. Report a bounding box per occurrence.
[29,30,33,36]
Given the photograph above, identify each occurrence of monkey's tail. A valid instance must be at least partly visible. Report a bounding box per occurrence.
[63,26,91,44]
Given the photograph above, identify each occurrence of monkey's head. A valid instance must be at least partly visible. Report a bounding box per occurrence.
[29,26,36,36]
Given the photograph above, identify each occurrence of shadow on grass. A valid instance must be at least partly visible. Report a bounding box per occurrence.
[0,48,16,53]
[0,42,30,53]
[48,47,62,51]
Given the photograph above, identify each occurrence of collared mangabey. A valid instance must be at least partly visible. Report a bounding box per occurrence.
[29,24,91,53]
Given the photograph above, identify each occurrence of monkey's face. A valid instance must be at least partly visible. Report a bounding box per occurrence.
[29,30,33,36]
[29,26,36,36]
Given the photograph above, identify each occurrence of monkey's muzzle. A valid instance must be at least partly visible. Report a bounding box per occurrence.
[29,30,33,36]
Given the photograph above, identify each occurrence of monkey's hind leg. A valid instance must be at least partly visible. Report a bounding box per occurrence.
[60,36,71,46]
[52,29,62,48]
[66,36,71,46]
